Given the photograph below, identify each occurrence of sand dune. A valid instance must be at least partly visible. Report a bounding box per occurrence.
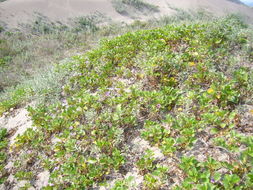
[0,0,127,27]
[147,0,253,21]
[0,0,253,28]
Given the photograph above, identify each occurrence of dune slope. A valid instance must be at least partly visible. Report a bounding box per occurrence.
[0,0,253,28]
[1,15,253,189]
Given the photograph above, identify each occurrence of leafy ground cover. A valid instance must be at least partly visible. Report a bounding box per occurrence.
[1,15,253,189]
[0,10,211,116]
[0,128,8,184]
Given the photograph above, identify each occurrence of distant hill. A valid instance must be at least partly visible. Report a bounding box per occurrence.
[1,0,253,28]
[228,0,244,4]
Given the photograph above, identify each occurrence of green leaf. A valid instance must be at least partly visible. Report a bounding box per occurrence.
[213,172,221,181]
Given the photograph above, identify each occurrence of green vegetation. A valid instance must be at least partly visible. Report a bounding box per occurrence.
[112,176,134,189]
[0,14,115,115]
[0,26,4,33]
[0,10,211,116]
[0,64,72,115]
[112,0,159,16]
[0,128,8,184]
[1,15,252,189]
[143,165,168,189]
[0,14,101,92]
[137,150,156,174]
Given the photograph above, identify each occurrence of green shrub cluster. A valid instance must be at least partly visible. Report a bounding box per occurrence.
[0,128,8,184]
[7,15,253,189]
[0,10,214,116]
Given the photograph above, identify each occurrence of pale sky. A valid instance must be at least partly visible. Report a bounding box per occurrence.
[240,0,253,3]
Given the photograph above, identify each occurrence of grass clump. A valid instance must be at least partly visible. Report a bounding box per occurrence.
[0,18,89,92]
[0,60,74,115]
[5,15,253,189]
[0,13,107,114]
[112,0,159,16]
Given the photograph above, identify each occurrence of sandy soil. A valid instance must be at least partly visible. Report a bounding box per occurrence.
[0,107,32,145]
[0,0,253,28]
[0,107,51,190]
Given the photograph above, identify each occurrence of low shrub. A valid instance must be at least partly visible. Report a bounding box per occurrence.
[6,16,253,189]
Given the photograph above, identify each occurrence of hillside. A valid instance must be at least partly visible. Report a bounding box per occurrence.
[0,0,253,189]
[0,15,253,189]
[1,0,253,28]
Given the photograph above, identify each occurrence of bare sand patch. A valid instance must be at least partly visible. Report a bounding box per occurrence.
[0,106,32,144]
